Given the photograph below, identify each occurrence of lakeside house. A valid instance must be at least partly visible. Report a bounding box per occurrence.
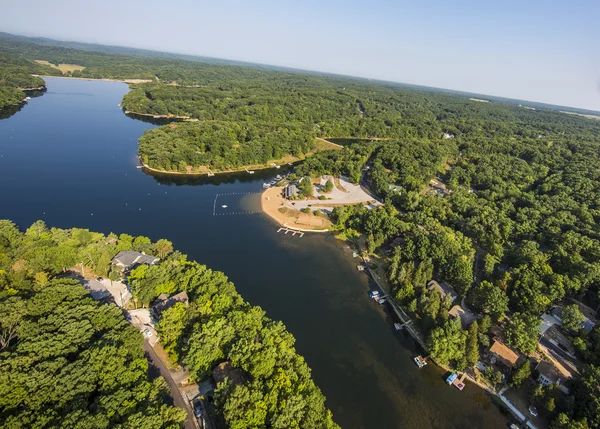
[449,305,470,328]
[111,250,159,273]
[427,280,458,303]
[488,338,520,370]
[535,360,570,394]
[151,291,189,320]
[284,184,298,199]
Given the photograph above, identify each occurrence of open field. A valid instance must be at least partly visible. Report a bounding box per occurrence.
[35,59,86,73]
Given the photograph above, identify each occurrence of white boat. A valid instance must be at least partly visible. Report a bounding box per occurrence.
[414,356,427,368]
[221,205,228,208]
[247,170,255,174]
[263,183,271,188]
[394,323,402,330]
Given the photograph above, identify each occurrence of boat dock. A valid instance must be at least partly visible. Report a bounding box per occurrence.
[277,227,305,237]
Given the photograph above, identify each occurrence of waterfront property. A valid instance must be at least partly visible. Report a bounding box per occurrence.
[151,291,189,320]
[488,339,520,371]
[112,250,160,272]
[427,280,459,303]
[284,183,299,199]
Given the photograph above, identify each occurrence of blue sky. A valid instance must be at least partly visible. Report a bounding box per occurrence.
[2,0,599,110]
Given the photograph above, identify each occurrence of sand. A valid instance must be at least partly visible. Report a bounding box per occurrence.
[260,186,332,231]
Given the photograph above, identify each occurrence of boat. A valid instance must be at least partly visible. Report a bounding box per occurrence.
[357,265,365,271]
[394,323,402,330]
[275,175,282,180]
[263,183,271,188]
[446,372,457,385]
[414,356,427,368]
[221,205,228,208]
[368,290,380,299]
[378,298,387,304]
[247,170,255,174]
[275,165,281,169]
[25,96,31,100]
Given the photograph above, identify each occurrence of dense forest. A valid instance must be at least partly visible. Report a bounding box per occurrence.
[0,52,58,109]
[295,102,600,427]
[138,121,316,172]
[0,220,186,428]
[0,220,338,429]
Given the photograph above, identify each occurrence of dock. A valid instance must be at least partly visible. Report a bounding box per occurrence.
[277,227,304,237]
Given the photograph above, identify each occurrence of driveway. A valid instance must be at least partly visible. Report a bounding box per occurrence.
[144,341,197,429]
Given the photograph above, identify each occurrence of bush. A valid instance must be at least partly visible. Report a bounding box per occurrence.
[301,207,311,213]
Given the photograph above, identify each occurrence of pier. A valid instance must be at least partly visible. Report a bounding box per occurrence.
[277,227,304,237]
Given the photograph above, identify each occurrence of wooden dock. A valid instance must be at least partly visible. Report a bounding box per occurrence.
[277,227,304,237]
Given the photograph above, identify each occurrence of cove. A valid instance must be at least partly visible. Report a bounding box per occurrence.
[0,77,509,429]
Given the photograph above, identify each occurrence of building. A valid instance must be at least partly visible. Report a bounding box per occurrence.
[428,179,451,197]
[151,291,189,320]
[536,361,562,387]
[489,339,520,370]
[427,280,458,303]
[449,305,470,328]
[284,184,298,199]
[111,250,159,272]
[443,133,455,139]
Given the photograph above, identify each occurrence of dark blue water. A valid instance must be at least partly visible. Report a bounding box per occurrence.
[0,78,508,429]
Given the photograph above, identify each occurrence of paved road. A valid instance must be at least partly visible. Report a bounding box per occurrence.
[143,341,197,429]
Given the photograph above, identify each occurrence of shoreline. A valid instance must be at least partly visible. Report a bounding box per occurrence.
[35,75,153,84]
[260,186,332,232]
[125,110,192,120]
[141,161,291,177]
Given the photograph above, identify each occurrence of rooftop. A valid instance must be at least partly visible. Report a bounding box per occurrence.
[427,280,458,302]
[151,291,189,318]
[536,360,563,384]
[112,250,159,269]
[490,339,520,367]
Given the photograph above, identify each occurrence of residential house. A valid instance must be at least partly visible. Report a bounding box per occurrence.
[111,250,159,273]
[489,338,520,370]
[449,304,476,328]
[536,361,561,387]
[427,280,458,303]
[428,179,451,197]
[151,291,189,320]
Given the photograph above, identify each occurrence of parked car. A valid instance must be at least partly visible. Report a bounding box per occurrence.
[528,405,538,417]
[193,401,203,418]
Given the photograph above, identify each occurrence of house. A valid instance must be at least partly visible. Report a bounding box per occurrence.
[151,291,189,320]
[427,280,458,303]
[449,305,474,328]
[284,184,298,199]
[212,361,249,387]
[111,251,159,272]
[388,184,401,193]
[428,179,451,197]
[536,360,562,387]
[489,339,520,370]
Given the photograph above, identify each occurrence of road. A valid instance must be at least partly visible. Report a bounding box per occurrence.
[143,341,197,429]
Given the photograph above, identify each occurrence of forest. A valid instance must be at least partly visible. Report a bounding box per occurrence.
[138,121,316,172]
[0,220,337,429]
[0,52,58,109]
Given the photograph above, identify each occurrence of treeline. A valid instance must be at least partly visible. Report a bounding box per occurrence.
[0,53,57,109]
[0,220,186,428]
[127,252,339,429]
[138,121,316,172]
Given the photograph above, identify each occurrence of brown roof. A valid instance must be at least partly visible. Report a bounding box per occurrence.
[490,339,520,367]
[536,361,563,384]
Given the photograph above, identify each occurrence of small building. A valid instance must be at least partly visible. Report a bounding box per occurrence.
[489,339,520,370]
[443,133,455,139]
[428,179,451,197]
[284,184,298,199]
[111,250,159,272]
[151,291,189,320]
[536,361,562,387]
[449,305,469,327]
[427,280,458,303]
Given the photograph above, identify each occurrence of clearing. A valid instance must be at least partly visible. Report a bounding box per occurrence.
[35,60,86,73]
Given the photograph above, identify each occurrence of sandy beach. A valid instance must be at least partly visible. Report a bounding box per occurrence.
[260,186,332,231]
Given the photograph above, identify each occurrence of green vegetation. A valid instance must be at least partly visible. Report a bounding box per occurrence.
[0,219,338,428]
[0,53,58,109]
[0,220,185,428]
[128,254,339,429]
[139,121,315,172]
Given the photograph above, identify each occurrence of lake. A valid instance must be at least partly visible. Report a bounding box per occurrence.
[0,77,508,429]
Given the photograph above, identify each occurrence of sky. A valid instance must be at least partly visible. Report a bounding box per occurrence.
[2,0,599,110]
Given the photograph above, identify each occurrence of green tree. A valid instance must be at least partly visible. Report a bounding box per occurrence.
[428,318,467,366]
[465,321,480,367]
[562,304,585,332]
[153,238,174,259]
[511,361,531,387]
[505,312,540,354]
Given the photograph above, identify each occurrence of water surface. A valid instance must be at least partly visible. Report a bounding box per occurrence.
[0,78,508,429]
